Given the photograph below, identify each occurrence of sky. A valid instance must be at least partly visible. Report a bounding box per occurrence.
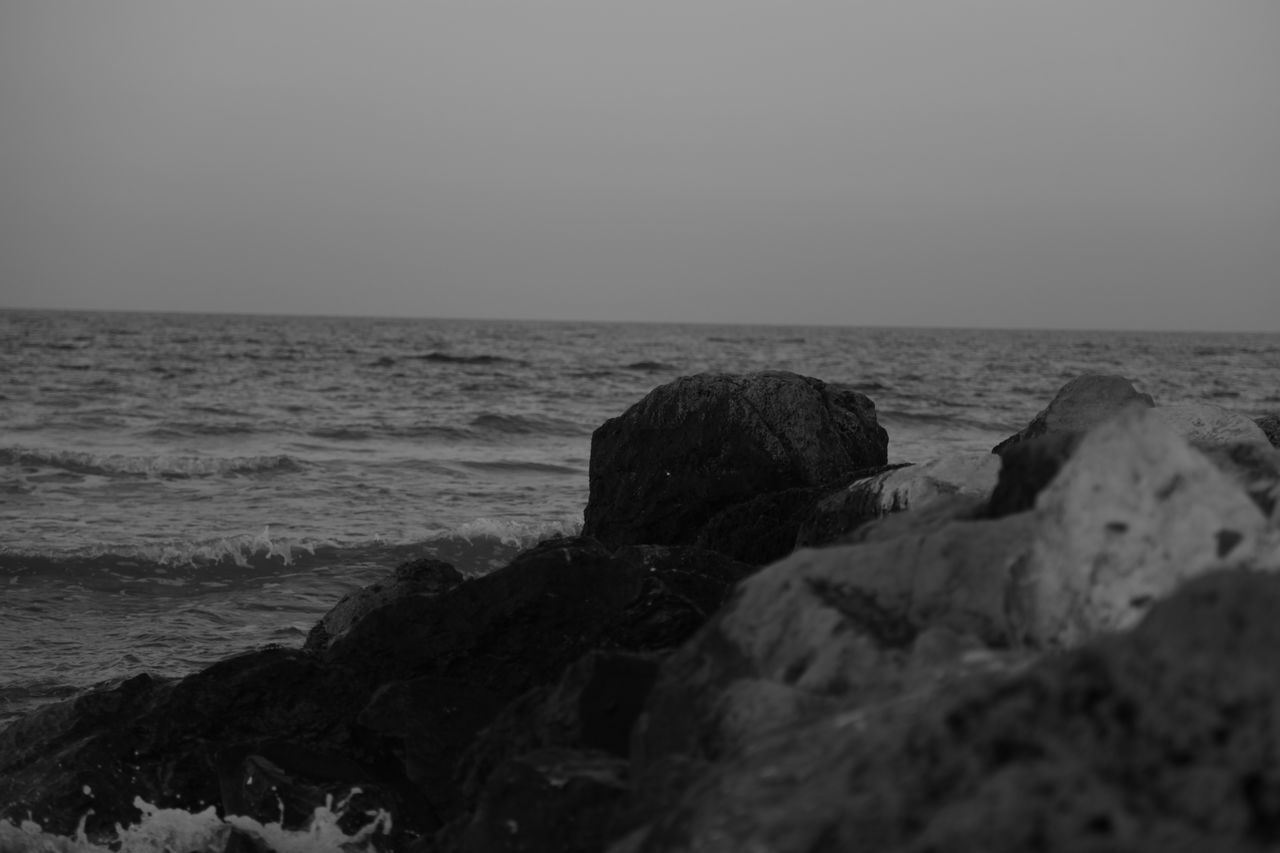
[1,2,1278,331]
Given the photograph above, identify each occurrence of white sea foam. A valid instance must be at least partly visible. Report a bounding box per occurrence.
[453,514,583,547]
[0,793,391,853]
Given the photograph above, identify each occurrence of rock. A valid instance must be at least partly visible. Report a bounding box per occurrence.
[1201,442,1280,519]
[582,371,888,549]
[625,569,1280,853]
[1025,406,1270,647]
[1151,401,1272,447]
[691,484,833,565]
[356,675,510,821]
[993,373,1153,454]
[986,431,1084,518]
[796,454,1000,547]
[0,538,748,842]
[321,537,751,822]
[1257,413,1280,448]
[455,749,629,853]
[0,648,419,841]
[634,512,1038,770]
[456,651,660,809]
[304,557,463,653]
[217,741,413,851]
[844,492,992,544]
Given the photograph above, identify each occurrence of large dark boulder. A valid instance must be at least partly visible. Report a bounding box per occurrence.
[993,373,1153,454]
[0,538,751,845]
[582,371,888,549]
[320,537,753,822]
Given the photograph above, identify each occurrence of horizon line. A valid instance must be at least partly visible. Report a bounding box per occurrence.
[1,304,1277,337]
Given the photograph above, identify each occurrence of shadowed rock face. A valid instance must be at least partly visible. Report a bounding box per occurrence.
[0,538,753,843]
[1258,414,1280,449]
[582,371,888,550]
[993,373,1153,454]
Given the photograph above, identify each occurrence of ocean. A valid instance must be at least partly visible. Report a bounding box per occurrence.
[2,308,1278,735]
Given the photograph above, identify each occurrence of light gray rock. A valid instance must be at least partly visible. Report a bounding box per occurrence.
[633,512,1037,768]
[1024,406,1270,647]
[796,453,1001,547]
[993,373,1154,453]
[1151,401,1272,448]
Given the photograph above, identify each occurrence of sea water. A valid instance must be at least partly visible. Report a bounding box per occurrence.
[2,309,1278,848]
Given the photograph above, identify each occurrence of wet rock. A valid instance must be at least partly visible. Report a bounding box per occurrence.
[691,484,833,565]
[456,749,629,853]
[322,537,750,822]
[796,454,1000,547]
[993,373,1153,454]
[1025,406,1270,647]
[986,431,1084,518]
[625,569,1280,853]
[218,741,417,851]
[356,675,510,821]
[456,651,660,809]
[1256,413,1280,448]
[304,557,463,653]
[0,648,404,840]
[1152,401,1272,447]
[582,371,888,549]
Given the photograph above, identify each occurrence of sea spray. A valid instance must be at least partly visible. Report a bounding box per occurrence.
[0,793,392,853]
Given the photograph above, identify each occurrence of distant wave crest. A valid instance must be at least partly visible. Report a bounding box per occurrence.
[0,516,584,577]
[0,447,304,479]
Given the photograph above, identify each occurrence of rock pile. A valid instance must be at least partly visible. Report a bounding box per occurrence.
[3,370,1280,852]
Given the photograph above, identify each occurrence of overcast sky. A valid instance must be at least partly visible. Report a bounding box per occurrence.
[1,2,1277,330]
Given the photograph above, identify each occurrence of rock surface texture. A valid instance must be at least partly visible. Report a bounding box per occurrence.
[1151,401,1273,447]
[1025,406,1270,645]
[992,373,1153,453]
[1257,413,1280,448]
[796,453,1000,547]
[582,371,888,550]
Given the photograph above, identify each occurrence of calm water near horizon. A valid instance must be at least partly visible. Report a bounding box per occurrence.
[2,308,1279,731]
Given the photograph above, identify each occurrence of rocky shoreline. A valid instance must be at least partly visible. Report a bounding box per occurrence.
[3,370,1280,852]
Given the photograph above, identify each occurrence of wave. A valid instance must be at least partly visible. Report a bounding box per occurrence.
[469,412,589,436]
[457,459,583,475]
[0,447,304,479]
[623,360,676,372]
[0,516,584,578]
[412,351,526,366]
